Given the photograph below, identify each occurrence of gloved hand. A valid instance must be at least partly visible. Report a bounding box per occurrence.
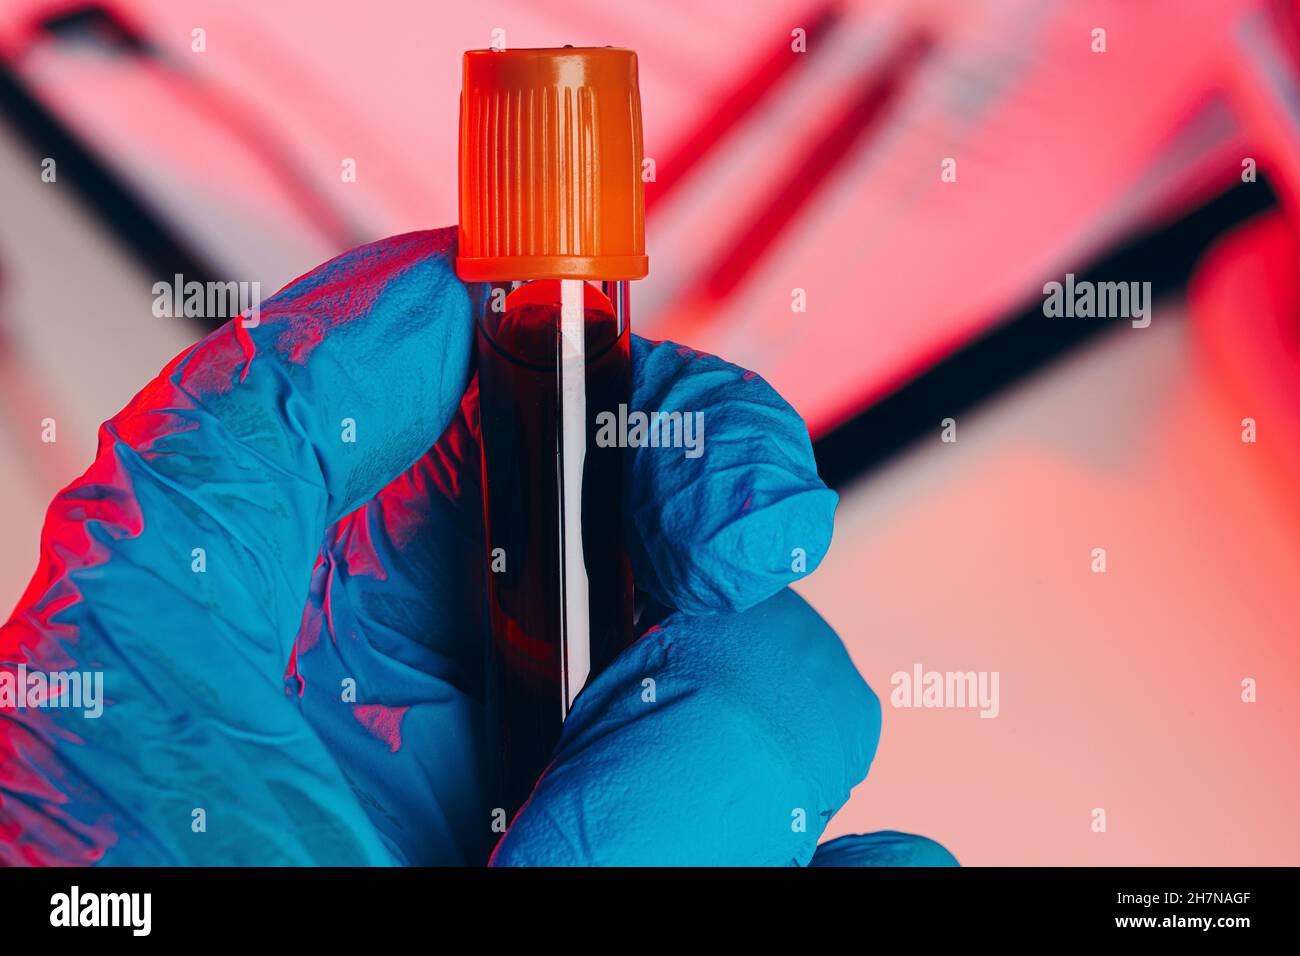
[0,229,954,867]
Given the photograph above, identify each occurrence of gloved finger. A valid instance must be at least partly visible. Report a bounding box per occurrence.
[490,588,881,866]
[98,228,471,664]
[314,330,836,635]
[1,230,470,864]
[809,831,959,867]
[625,337,836,615]
[285,336,837,862]
[287,383,491,866]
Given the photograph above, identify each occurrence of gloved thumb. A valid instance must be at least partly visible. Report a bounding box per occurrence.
[809,831,959,866]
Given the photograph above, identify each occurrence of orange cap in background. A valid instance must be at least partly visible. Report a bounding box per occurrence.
[456,47,648,282]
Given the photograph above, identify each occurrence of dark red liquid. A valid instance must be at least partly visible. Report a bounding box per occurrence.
[477,280,635,820]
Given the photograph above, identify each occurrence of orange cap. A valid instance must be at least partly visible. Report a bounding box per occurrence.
[456,47,648,282]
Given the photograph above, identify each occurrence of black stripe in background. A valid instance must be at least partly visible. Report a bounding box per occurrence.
[0,59,221,316]
[812,178,1278,490]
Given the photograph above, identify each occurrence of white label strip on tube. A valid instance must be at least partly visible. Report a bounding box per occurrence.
[559,279,591,716]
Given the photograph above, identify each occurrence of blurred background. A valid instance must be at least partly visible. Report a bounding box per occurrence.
[2,0,1298,864]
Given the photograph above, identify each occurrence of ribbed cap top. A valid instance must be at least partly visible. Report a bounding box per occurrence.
[456,47,648,282]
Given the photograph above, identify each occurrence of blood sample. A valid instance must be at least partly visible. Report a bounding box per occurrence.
[456,48,648,821]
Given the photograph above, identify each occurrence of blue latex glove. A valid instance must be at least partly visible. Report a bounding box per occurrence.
[0,230,954,867]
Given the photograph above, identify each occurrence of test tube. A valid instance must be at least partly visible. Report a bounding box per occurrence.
[456,48,648,820]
